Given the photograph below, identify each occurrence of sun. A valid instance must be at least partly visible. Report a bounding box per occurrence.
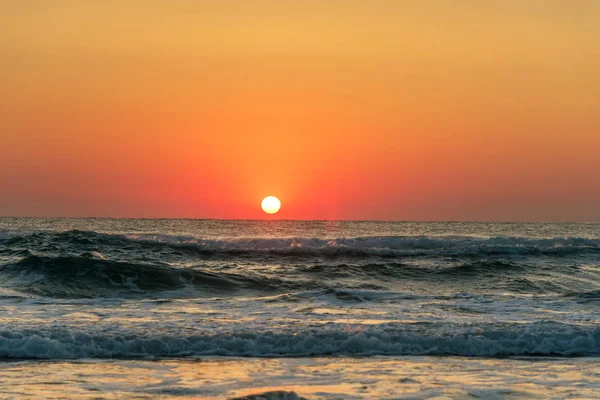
[261,196,281,214]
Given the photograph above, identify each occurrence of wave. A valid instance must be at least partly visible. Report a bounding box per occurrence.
[0,254,579,298]
[1,321,598,359]
[3,230,600,259]
[126,233,600,257]
[0,254,286,298]
[2,230,599,298]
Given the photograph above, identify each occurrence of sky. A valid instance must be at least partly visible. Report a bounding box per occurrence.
[1,1,599,221]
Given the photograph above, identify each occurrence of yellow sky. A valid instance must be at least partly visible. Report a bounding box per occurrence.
[1,1,599,220]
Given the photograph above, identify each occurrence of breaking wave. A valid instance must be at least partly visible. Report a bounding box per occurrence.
[124,233,600,257]
[1,321,599,359]
[3,230,600,258]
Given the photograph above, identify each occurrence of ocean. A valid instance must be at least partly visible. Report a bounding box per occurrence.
[1,218,600,399]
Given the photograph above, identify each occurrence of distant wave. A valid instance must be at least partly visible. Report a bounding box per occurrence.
[1,321,598,359]
[126,233,600,257]
[3,230,600,258]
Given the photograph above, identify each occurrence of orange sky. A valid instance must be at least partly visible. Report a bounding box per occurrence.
[1,1,599,221]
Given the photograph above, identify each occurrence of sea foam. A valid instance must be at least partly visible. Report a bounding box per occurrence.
[1,322,599,359]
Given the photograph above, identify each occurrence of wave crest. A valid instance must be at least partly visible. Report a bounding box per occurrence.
[128,234,600,257]
[4,230,600,258]
[0,255,280,298]
[1,322,598,359]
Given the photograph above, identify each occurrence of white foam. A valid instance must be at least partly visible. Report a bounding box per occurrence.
[1,322,598,359]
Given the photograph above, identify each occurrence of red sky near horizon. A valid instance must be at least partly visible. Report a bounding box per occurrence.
[1,1,599,221]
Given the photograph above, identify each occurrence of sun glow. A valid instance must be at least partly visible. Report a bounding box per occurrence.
[261,196,281,215]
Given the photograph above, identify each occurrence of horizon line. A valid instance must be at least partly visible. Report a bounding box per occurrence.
[0,215,599,224]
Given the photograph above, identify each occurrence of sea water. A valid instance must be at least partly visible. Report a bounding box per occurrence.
[1,218,600,398]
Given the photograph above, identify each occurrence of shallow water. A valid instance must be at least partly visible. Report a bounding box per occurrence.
[2,357,600,399]
[1,218,600,397]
